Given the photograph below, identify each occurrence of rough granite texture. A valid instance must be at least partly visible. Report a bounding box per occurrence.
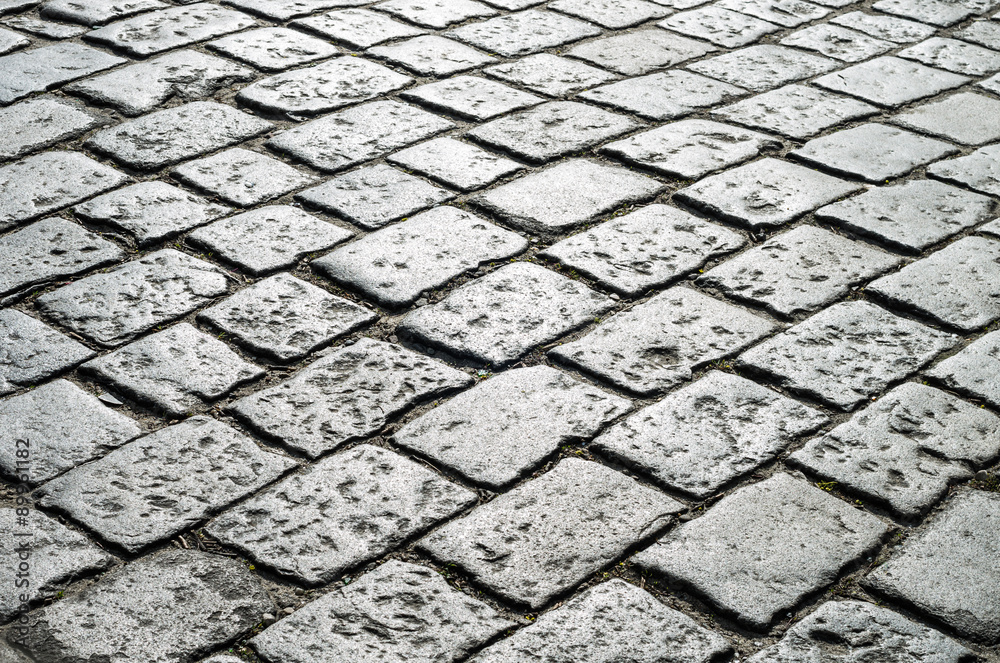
[926,330,1000,409]
[0,310,95,396]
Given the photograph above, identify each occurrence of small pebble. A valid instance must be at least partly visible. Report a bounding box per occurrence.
[974,470,991,482]
[98,392,123,406]
[262,613,276,624]
[609,293,620,301]
[415,297,429,306]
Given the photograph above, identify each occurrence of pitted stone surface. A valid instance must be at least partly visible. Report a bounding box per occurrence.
[687,45,838,92]
[474,160,664,233]
[747,600,974,663]
[293,8,425,48]
[928,144,1000,196]
[314,206,528,308]
[830,10,935,43]
[229,337,472,458]
[926,331,1000,409]
[484,53,617,96]
[891,92,1000,146]
[0,379,140,484]
[172,148,317,207]
[0,96,107,160]
[400,262,614,366]
[593,371,828,499]
[85,3,257,56]
[376,0,497,28]
[713,84,878,139]
[548,0,667,28]
[420,458,683,609]
[388,137,523,191]
[737,301,957,411]
[368,35,494,77]
[583,71,746,121]
[471,579,733,663]
[550,287,776,396]
[864,490,1000,644]
[75,181,231,247]
[873,0,998,27]
[207,27,338,71]
[296,164,454,229]
[715,0,830,26]
[790,382,1000,517]
[8,549,272,662]
[955,18,1000,49]
[208,444,475,584]
[540,204,745,296]
[37,249,229,347]
[2,16,87,38]
[37,416,294,552]
[979,218,1000,238]
[812,56,969,107]
[447,9,601,57]
[675,157,863,230]
[40,0,166,25]
[402,75,543,121]
[0,216,125,297]
[81,324,264,416]
[566,29,713,76]
[0,310,94,396]
[0,42,125,105]
[659,6,781,48]
[898,37,1000,76]
[0,27,28,54]
[395,366,632,489]
[634,473,888,630]
[0,0,34,15]
[267,100,453,172]
[225,0,367,21]
[251,560,513,662]
[780,24,894,61]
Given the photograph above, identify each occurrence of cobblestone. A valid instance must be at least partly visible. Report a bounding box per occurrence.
[402,75,543,121]
[0,42,125,105]
[898,37,1000,76]
[171,148,317,206]
[0,26,27,54]
[387,137,523,191]
[582,70,746,121]
[926,330,1000,409]
[206,26,337,71]
[713,84,878,139]
[873,0,998,27]
[0,96,107,160]
[226,0,366,21]
[812,56,969,107]
[484,52,617,95]
[715,0,829,26]
[927,144,1000,196]
[40,0,165,25]
[0,310,94,396]
[376,0,497,28]
[447,9,601,57]
[659,6,781,48]
[830,10,935,42]
[85,3,257,56]
[368,35,495,76]
[687,45,837,92]
[2,16,87,37]
[891,92,1000,146]
[549,0,667,28]
[780,23,894,61]
[566,28,713,76]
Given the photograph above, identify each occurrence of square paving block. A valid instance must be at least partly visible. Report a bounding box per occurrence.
[0,310,95,396]
[812,56,969,107]
[712,84,878,139]
[926,330,1000,409]
[687,45,838,92]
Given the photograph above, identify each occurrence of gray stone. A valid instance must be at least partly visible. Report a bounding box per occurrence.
[713,84,879,140]
[688,45,837,92]
[473,160,664,234]
[747,599,974,663]
[40,0,166,25]
[206,27,339,71]
[65,50,255,117]
[208,444,474,584]
[550,287,776,396]
[872,0,998,27]
[869,236,1000,333]
[85,3,257,57]
[926,330,1000,410]
[864,490,1000,644]
[0,96,106,160]
[582,70,746,121]
[9,549,272,662]
[780,23,894,61]
[898,37,1000,76]
[0,0,34,14]
[267,100,453,172]
[0,310,94,396]
[224,0,367,21]
[812,56,969,107]
[400,262,614,367]
[447,9,601,57]
[0,508,114,621]
[0,42,125,105]
[955,19,1000,49]
[0,379,139,484]
[81,324,264,416]
[403,75,542,121]
[928,144,1000,196]
[368,35,494,77]
[172,148,317,207]
[74,181,231,247]
[420,458,683,609]
[658,6,781,48]
[2,16,88,37]
[548,0,667,28]
[790,382,1000,518]
[715,0,829,26]
[0,27,29,54]
[674,158,863,230]
[375,0,497,28]
[37,249,230,347]
[468,101,638,163]
[296,164,454,230]
[395,366,632,489]
[831,10,936,43]
[484,53,617,96]
[594,371,827,499]
[292,8,424,49]
[251,560,513,662]
[201,657,243,663]
[977,71,1000,94]
[199,273,376,362]
[892,92,1000,146]
[540,204,745,296]
[471,579,733,663]
[387,137,523,191]
[37,416,294,552]
[86,101,271,172]
[737,301,957,411]
[0,217,125,298]
[314,206,528,308]
[980,218,1000,238]
[0,151,131,232]
[229,337,472,458]
[566,29,713,76]
[634,473,888,630]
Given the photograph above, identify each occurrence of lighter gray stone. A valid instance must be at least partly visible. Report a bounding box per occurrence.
[955,19,1000,49]
[812,56,969,107]
[0,43,125,105]
[688,45,837,92]
[292,8,424,49]
[447,9,601,57]
[207,27,338,71]
[40,0,166,25]
[484,53,617,96]
[713,85,879,140]
[892,92,1000,146]
[0,27,29,54]
[0,310,94,396]
[898,37,1000,76]
[872,0,998,27]
[780,23,894,61]
[928,144,1000,196]
[549,0,667,28]
[716,0,829,26]
[659,6,781,48]
[831,10,935,43]
[225,0,367,21]
[387,137,523,191]
[368,35,495,77]
[0,97,106,160]
[2,16,87,37]
[172,148,317,207]
[566,29,713,76]
[0,0,34,15]
[978,72,1000,93]
[375,0,497,28]
[927,331,1000,409]
[582,71,746,121]
[86,3,257,56]
[402,75,543,121]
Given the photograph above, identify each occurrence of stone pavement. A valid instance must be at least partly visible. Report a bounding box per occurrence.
[1,0,1000,659]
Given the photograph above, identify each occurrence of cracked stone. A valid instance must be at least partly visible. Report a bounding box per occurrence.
[447,9,600,57]
[402,75,543,121]
[688,45,837,92]
[892,92,1000,146]
[207,27,338,71]
[0,310,94,396]
[812,56,969,107]
[40,0,166,24]
[172,148,317,207]
[368,35,495,77]
[926,330,1000,409]
[224,0,367,21]
[292,8,424,49]
[582,70,746,121]
[0,96,107,160]
[0,42,125,105]
[85,3,257,56]
[0,27,28,54]
[659,6,781,48]
[420,458,683,609]
[566,28,713,76]
[375,0,497,28]
[715,0,829,26]
[928,144,1000,196]
[872,0,999,27]
[898,36,1000,76]
[830,10,935,43]
[737,301,957,411]
[484,53,617,96]
[549,0,668,29]
[780,23,894,61]
[387,137,523,191]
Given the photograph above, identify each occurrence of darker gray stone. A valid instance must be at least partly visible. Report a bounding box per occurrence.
[0,96,107,160]
[85,3,257,56]
[292,8,424,49]
[0,42,125,105]
[659,6,781,48]
[402,75,543,121]
[928,144,1000,196]
[926,331,1000,409]
[715,0,829,26]
[566,29,713,76]
[830,10,935,43]
[376,0,497,28]
[898,37,1000,76]
[548,0,667,29]
[484,53,617,96]
[0,310,95,396]
[812,56,969,107]
[387,137,523,192]
[171,148,317,207]
[206,27,338,71]
[581,70,746,121]
[687,45,838,92]
[713,85,878,140]
[40,0,166,25]
[780,24,894,61]
[367,35,495,77]
[892,92,1000,146]
[872,0,997,27]
[447,9,601,57]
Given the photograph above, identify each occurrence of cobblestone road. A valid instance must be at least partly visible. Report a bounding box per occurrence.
[0,0,999,660]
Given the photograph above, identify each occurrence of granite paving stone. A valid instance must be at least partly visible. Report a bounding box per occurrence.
[0,379,140,485]
[548,0,668,29]
[0,96,107,160]
[394,365,632,489]
[7,549,272,662]
[291,8,425,49]
[420,458,683,609]
[171,148,317,207]
[0,310,95,396]
[206,27,339,71]
[0,42,125,105]
[37,249,230,347]
[40,0,166,25]
[593,371,827,499]
[780,24,894,62]
[927,144,1000,196]
[228,337,472,458]
[892,92,1000,146]
[81,324,264,416]
[1,16,87,38]
[977,71,1000,93]
[687,45,838,92]
[207,444,475,584]
[737,301,957,410]
[830,10,936,43]
[296,164,454,229]
[550,287,776,395]
[898,36,1000,76]
[447,9,601,57]
[872,0,999,27]
[402,75,543,121]
[864,489,1000,644]
[674,158,863,230]
[955,19,1000,49]
[37,416,294,552]
[470,579,733,663]
[978,218,1000,238]
[387,137,523,191]
[367,35,495,76]
[716,0,829,26]
[658,6,781,48]
[634,473,888,630]
[225,0,367,21]
[472,159,664,234]
[375,0,497,28]
[484,53,617,96]
[197,272,377,361]
[250,560,513,662]
[926,330,1000,409]
[0,0,35,15]
[565,28,713,76]
[812,56,970,107]
[400,262,614,366]
[581,70,746,121]
[314,206,528,308]
[713,84,878,139]
[74,181,231,246]
[0,26,28,54]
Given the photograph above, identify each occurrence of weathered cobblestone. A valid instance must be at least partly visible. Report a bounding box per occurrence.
[226,0,366,21]
[780,23,894,61]
[713,84,878,139]
[2,16,87,38]
[716,0,829,26]
[377,0,497,28]
[891,92,1000,146]
[171,148,317,207]
[688,45,837,92]
[549,0,667,28]
[0,42,125,104]
[207,27,338,71]
[873,0,998,27]
[812,56,969,107]
[659,6,781,48]
[898,37,1000,76]
[928,144,1000,196]
[0,26,28,54]
[484,52,617,95]
[926,331,1000,409]
[402,75,543,121]
[292,8,424,48]
[40,0,165,25]
[830,10,935,42]
[0,310,94,396]
[582,70,746,121]
[387,137,523,191]
[368,35,495,76]
[447,9,600,56]
[0,96,107,160]
[567,28,713,76]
